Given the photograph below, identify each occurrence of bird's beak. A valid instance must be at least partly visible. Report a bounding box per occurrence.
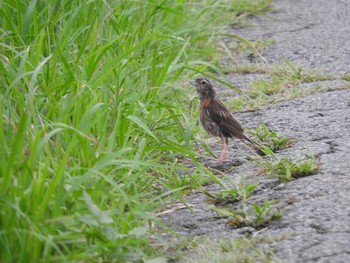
[190,81,197,86]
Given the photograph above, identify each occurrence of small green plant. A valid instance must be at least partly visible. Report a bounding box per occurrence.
[226,62,337,112]
[284,60,303,81]
[236,38,274,58]
[341,74,350,81]
[221,64,270,75]
[210,181,256,204]
[229,0,273,16]
[184,236,279,263]
[275,60,335,83]
[249,123,292,153]
[212,199,281,229]
[187,173,211,188]
[264,155,320,182]
[257,149,320,182]
[251,200,282,227]
[160,169,212,192]
[248,79,285,98]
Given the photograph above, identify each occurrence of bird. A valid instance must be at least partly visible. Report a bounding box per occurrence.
[190,77,260,162]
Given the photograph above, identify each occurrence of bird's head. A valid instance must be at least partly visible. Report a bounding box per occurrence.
[190,78,216,99]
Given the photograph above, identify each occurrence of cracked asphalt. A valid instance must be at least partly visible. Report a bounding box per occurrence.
[161,0,350,262]
[232,0,350,75]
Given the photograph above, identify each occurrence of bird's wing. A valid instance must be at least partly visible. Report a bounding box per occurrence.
[207,99,245,139]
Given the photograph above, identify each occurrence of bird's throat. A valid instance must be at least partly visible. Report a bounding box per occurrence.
[200,97,213,107]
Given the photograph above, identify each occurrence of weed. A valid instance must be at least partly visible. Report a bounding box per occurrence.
[251,200,282,227]
[229,0,273,16]
[219,34,274,64]
[264,155,320,182]
[341,74,350,82]
[236,38,274,58]
[210,181,256,204]
[212,199,281,229]
[257,150,320,182]
[221,63,270,75]
[183,236,280,263]
[248,123,293,153]
[249,78,286,97]
[226,62,337,112]
[161,169,212,192]
[272,60,336,83]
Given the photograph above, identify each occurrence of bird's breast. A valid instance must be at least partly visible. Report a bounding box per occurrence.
[200,98,212,107]
[200,100,221,137]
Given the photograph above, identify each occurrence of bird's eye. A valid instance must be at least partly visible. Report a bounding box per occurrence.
[201,80,207,85]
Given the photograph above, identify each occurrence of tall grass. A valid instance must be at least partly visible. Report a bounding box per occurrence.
[0,0,271,261]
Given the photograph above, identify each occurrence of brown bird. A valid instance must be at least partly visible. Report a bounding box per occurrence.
[191,77,259,162]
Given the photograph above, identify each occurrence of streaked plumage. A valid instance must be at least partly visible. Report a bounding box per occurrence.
[191,77,258,162]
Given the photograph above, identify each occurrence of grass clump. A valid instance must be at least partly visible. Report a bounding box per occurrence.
[214,183,256,204]
[209,181,256,204]
[160,167,213,192]
[226,62,337,112]
[271,60,336,83]
[212,199,281,229]
[341,74,350,81]
[263,154,320,182]
[0,0,275,261]
[229,0,273,16]
[255,144,320,182]
[184,236,279,263]
[248,123,293,153]
[247,125,319,182]
[248,62,335,98]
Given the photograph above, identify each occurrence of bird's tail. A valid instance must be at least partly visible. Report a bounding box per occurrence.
[242,134,264,154]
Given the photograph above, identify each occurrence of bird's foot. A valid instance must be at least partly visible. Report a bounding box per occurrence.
[213,159,225,164]
[214,155,230,163]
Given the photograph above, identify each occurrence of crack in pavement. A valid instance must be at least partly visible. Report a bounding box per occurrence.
[261,23,319,37]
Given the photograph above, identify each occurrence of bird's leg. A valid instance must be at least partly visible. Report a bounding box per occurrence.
[216,137,229,162]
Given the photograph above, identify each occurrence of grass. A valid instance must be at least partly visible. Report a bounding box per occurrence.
[0,0,276,262]
[183,236,280,263]
[226,62,337,111]
[341,74,350,81]
[247,126,319,182]
[254,141,320,182]
[228,0,274,28]
[212,182,256,204]
[212,199,282,229]
[262,154,320,182]
[207,180,256,205]
[159,166,213,192]
[248,123,293,153]
[229,0,273,15]
[217,35,274,66]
